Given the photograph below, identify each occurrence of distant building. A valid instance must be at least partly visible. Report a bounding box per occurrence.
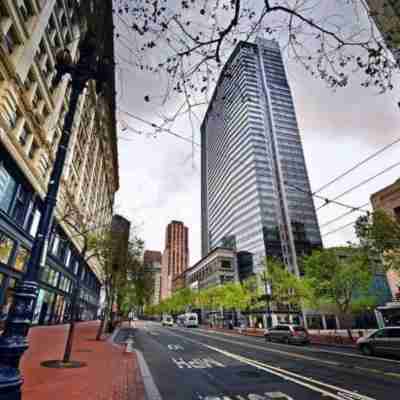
[111,215,131,270]
[237,251,255,282]
[186,248,238,291]
[367,0,400,62]
[201,38,322,276]
[144,250,162,267]
[143,250,162,305]
[161,221,189,299]
[371,179,400,298]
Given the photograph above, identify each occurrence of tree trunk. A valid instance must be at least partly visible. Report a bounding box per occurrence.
[96,307,108,340]
[63,286,79,360]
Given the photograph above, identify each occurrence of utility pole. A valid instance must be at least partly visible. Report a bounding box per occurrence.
[0,26,112,399]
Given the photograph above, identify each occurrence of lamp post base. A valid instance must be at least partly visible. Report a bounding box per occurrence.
[0,365,22,400]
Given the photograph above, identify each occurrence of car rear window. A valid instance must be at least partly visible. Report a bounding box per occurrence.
[293,327,306,332]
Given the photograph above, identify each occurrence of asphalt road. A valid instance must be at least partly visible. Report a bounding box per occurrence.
[119,321,400,400]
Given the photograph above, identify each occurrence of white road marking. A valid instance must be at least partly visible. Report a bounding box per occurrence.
[165,329,375,400]
[172,357,225,369]
[171,327,340,367]
[195,327,400,365]
[168,344,184,351]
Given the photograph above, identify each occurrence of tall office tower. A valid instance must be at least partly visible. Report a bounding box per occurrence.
[0,1,118,324]
[367,0,400,62]
[160,221,189,299]
[201,38,322,275]
[143,250,162,305]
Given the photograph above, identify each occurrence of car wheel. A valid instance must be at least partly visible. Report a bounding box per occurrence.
[265,335,271,342]
[361,344,374,356]
[284,337,290,344]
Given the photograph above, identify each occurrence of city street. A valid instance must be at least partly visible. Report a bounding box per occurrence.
[121,321,400,400]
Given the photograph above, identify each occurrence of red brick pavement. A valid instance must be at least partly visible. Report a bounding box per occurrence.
[20,321,145,400]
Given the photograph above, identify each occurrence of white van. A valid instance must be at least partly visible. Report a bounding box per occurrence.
[177,313,199,328]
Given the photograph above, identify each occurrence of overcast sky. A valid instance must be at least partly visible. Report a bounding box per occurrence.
[113,3,400,265]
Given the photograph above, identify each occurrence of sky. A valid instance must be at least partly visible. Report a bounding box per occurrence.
[113,2,400,265]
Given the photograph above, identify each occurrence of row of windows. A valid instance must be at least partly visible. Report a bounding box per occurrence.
[0,161,100,294]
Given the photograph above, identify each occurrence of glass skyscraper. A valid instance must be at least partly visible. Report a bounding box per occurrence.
[201,38,322,275]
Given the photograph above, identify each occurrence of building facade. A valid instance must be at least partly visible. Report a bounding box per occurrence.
[143,250,162,305]
[186,247,238,291]
[0,0,118,327]
[371,179,400,298]
[161,221,189,299]
[367,0,400,62]
[201,38,322,275]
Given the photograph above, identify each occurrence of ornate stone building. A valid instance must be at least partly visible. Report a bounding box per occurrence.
[0,0,118,325]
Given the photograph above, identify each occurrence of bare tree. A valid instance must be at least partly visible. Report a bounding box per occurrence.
[114,1,397,126]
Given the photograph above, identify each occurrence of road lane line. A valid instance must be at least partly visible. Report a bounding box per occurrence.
[195,327,400,364]
[170,327,340,366]
[164,329,376,400]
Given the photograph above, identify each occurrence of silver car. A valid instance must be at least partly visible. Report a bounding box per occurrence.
[264,324,310,345]
[357,327,400,357]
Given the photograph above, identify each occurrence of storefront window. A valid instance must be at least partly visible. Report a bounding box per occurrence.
[0,164,17,213]
[40,265,59,287]
[14,246,30,272]
[0,233,14,265]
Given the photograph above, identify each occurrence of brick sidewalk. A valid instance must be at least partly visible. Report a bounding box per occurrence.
[20,321,145,400]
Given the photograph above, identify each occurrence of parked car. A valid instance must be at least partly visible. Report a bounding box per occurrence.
[264,324,310,345]
[357,327,400,357]
[162,315,174,327]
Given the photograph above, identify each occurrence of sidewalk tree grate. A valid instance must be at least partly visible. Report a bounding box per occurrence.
[41,360,87,369]
[77,349,93,352]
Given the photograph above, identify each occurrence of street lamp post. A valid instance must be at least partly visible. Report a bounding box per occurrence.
[0,32,110,400]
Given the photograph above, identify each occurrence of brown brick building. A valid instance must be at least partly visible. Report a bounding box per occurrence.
[143,250,162,267]
[161,221,189,299]
[371,179,400,298]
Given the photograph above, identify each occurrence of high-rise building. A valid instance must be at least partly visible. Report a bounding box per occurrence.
[0,1,118,325]
[201,38,322,274]
[371,179,400,298]
[161,221,189,299]
[143,250,162,305]
[367,0,400,62]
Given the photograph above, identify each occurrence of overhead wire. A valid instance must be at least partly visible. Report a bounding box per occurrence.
[317,160,400,211]
[313,135,400,195]
[118,108,200,147]
[319,202,370,228]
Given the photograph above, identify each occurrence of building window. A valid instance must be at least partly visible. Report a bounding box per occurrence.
[11,185,30,226]
[2,26,20,54]
[0,233,14,265]
[394,207,400,224]
[19,126,30,146]
[28,140,39,160]
[29,208,41,237]
[0,164,17,213]
[14,246,30,272]
[40,265,60,287]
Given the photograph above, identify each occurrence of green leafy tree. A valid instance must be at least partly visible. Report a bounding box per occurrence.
[262,257,312,308]
[356,208,400,273]
[303,247,374,329]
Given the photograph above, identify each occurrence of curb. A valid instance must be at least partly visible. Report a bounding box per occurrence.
[136,349,163,400]
[203,327,357,349]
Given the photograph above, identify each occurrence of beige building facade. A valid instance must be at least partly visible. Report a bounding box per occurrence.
[0,0,118,324]
[371,179,400,298]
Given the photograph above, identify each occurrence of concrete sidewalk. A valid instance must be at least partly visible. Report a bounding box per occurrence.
[20,321,145,400]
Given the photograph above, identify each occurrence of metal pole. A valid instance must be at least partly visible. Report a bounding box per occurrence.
[0,33,98,399]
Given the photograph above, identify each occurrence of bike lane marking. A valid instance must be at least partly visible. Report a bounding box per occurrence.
[165,329,376,400]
